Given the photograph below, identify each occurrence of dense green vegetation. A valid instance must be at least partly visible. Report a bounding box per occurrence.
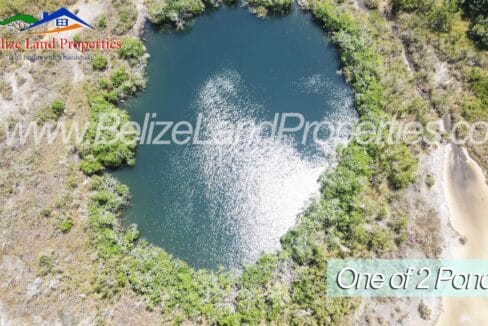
[91,54,108,71]
[392,0,488,48]
[111,0,138,35]
[391,0,487,169]
[118,37,145,65]
[78,94,137,174]
[247,0,292,17]
[79,37,146,176]
[35,99,65,123]
[147,0,206,28]
[146,0,290,26]
[59,217,74,233]
[461,0,488,48]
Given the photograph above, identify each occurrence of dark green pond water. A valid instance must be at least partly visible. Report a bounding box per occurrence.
[112,5,355,269]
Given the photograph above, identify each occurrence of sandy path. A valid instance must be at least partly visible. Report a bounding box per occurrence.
[437,144,488,325]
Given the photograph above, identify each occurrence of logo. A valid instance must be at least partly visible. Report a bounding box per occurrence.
[0,7,121,55]
[0,7,92,35]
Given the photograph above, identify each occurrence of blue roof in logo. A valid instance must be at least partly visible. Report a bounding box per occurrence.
[24,7,93,31]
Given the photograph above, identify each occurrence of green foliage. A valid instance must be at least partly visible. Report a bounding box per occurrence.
[51,99,65,116]
[92,54,108,71]
[384,145,417,189]
[469,67,488,105]
[313,1,359,33]
[87,175,236,319]
[364,0,379,9]
[111,0,138,35]
[391,0,434,14]
[78,94,137,175]
[428,5,455,32]
[98,14,107,28]
[458,0,488,47]
[147,0,205,27]
[469,16,488,48]
[37,254,55,276]
[118,37,145,64]
[59,217,74,233]
[111,67,129,87]
[463,67,488,120]
[36,99,65,123]
[248,0,292,17]
[461,0,488,18]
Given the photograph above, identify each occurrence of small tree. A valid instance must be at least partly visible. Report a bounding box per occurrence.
[92,54,108,71]
[118,37,144,64]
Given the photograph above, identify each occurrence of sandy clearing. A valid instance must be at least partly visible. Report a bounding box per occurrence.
[437,144,488,326]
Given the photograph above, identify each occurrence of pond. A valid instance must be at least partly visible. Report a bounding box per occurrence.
[112,5,355,269]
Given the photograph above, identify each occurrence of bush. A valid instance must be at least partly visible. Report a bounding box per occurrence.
[248,0,292,17]
[51,99,65,116]
[112,0,138,34]
[98,14,107,28]
[147,0,205,27]
[469,67,488,105]
[428,6,454,33]
[78,95,137,175]
[36,99,65,122]
[461,0,488,18]
[391,0,434,14]
[59,217,74,233]
[364,0,379,10]
[384,145,417,190]
[118,37,145,63]
[469,16,488,49]
[111,67,129,88]
[92,54,108,71]
[37,255,55,276]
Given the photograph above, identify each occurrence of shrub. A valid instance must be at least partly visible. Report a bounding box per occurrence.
[111,67,129,88]
[428,6,454,33]
[112,0,138,34]
[248,0,292,17]
[80,156,104,174]
[147,0,205,27]
[59,217,74,233]
[118,37,145,63]
[37,255,55,276]
[123,224,140,244]
[469,17,488,49]
[51,99,65,116]
[391,0,434,14]
[98,14,107,28]
[78,95,137,175]
[0,80,13,100]
[36,99,65,122]
[384,145,417,190]
[461,0,488,18]
[364,0,379,10]
[469,67,488,105]
[92,54,108,70]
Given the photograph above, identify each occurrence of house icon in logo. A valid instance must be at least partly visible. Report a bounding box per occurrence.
[24,7,92,35]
